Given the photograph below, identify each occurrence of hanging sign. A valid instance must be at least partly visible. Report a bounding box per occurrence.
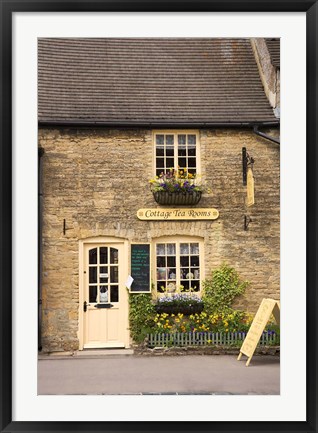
[137,208,219,221]
[246,166,255,207]
[237,298,280,366]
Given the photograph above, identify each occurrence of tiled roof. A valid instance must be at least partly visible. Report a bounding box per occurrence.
[38,38,278,126]
[265,38,280,68]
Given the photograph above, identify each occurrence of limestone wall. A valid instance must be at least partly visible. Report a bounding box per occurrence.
[39,127,280,351]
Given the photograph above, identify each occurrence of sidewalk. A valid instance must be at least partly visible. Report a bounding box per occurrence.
[38,351,280,395]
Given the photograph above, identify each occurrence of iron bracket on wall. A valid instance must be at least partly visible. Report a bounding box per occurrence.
[242,147,255,186]
[63,219,73,235]
[244,215,252,231]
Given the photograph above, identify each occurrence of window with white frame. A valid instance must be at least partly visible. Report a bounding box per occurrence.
[154,132,199,177]
[155,239,203,294]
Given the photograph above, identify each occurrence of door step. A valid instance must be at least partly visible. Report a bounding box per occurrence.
[75,348,134,357]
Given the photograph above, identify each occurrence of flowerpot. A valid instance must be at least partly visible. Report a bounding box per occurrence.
[155,303,204,315]
[153,190,202,206]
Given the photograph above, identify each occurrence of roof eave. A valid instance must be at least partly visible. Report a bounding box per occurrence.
[38,119,280,128]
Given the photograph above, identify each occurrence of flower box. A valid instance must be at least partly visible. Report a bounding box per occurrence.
[153,190,202,206]
[155,303,204,315]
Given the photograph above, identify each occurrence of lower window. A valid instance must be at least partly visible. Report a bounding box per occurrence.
[155,240,202,294]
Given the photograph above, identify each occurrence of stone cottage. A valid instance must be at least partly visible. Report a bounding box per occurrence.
[38,38,280,352]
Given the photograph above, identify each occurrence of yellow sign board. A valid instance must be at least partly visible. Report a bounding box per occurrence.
[137,208,219,221]
[238,298,280,366]
[246,166,255,207]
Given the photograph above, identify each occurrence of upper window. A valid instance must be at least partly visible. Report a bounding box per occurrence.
[154,132,200,177]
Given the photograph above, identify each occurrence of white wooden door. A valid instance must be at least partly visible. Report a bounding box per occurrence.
[83,243,127,348]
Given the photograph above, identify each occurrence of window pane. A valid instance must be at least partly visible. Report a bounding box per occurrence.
[188,147,196,157]
[156,148,164,156]
[180,243,189,255]
[157,256,166,267]
[166,158,174,168]
[188,169,196,175]
[190,256,200,266]
[100,266,107,274]
[191,269,200,279]
[188,134,196,145]
[156,134,164,145]
[156,244,165,255]
[156,169,163,176]
[89,267,97,283]
[100,247,108,264]
[191,281,200,292]
[110,286,119,302]
[188,158,196,168]
[190,243,199,255]
[157,268,167,280]
[89,248,97,264]
[156,158,165,167]
[180,281,190,291]
[178,148,186,156]
[157,282,166,293]
[165,148,174,157]
[166,135,174,145]
[180,268,189,279]
[180,256,189,267]
[110,266,118,283]
[166,243,176,255]
[178,134,186,145]
[167,256,176,267]
[167,268,176,280]
[100,286,108,303]
[100,277,108,283]
[110,248,118,264]
[89,286,97,303]
[178,158,186,168]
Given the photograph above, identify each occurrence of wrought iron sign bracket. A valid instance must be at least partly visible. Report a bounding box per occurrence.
[242,147,255,186]
[244,215,252,231]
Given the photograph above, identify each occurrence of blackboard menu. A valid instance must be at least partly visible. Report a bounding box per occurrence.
[130,244,151,292]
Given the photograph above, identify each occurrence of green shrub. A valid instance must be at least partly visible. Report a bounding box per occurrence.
[128,293,156,343]
[202,263,249,315]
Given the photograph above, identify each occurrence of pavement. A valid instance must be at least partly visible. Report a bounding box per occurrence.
[38,350,280,395]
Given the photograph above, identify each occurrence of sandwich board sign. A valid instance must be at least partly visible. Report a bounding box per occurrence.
[237,298,280,366]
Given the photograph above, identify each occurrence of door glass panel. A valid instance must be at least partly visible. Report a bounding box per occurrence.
[89,286,97,303]
[100,266,107,274]
[89,248,97,264]
[100,286,108,303]
[110,248,118,264]
[89,267,97,284]
[100,277,108,283]
[110,266,118,283]
[100,247,108,264]
[110,286,119,302]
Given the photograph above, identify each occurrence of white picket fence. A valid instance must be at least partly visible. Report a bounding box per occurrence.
[147,331,278,348]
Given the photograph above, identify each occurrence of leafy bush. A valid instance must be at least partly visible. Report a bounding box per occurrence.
[202,263,249,315]
[128,293,156,343]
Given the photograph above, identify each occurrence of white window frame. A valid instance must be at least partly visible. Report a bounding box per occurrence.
[153,236,205,295]
[152,130,201,177]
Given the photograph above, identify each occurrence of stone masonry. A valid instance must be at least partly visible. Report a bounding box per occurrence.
[39,127,280,352]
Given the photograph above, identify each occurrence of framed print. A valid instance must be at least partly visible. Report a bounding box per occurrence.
[1,1,317,432]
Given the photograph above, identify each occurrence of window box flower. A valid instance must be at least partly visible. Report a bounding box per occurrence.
[154,293,204,315]
[149,169,210,206]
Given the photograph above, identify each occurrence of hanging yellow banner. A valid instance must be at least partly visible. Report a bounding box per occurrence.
[246,166,254,207]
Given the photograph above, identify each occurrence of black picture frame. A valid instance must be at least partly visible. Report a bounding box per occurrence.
[1,1,317,432]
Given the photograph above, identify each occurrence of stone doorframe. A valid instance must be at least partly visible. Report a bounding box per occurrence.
[78,236,130,350]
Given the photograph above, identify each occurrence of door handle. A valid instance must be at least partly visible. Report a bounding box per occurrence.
[83,301,87,312]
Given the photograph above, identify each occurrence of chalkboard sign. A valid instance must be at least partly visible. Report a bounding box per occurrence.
[130,244,151,293]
